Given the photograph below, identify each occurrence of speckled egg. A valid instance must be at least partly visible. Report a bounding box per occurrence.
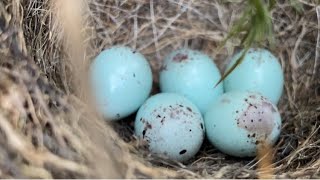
[223,48,284,104]
[204,91,281,157]
[134,93,205,162]
[159,48,223,115]
[89,46,153,121]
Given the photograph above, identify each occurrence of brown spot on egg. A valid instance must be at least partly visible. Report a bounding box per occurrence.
[186,107,192,112]
[142,121,153,138]
[142,130,146,138]
[160,64,167,71]
[173,53,188,62]
[161,117,165,124]
[179,149,187,155]
[237,101,275,140]
[145,122,152,129]
[140,118,146,123]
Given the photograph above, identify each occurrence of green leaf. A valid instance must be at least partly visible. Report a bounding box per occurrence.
[215,0,275,87]
[214,48,249,88]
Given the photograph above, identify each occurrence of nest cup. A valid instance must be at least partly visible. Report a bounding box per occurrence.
[0,0,319,178]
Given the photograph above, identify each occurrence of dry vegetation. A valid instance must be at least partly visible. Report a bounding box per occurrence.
[0,0,318,178]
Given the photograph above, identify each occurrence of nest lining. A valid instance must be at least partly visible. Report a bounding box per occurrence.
[0,0,319,178]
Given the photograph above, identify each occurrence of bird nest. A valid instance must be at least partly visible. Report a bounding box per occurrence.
[0,0,319,178]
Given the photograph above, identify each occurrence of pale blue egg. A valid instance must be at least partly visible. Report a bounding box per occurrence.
[89,46,153,121]
[204,91,281,157]
[134,93,205,162]
[224,48,284,104]
[159,48,223,115]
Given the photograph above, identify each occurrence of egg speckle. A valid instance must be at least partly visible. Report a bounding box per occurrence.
[159,48,223,114]
[89,46,152,121]
[204,91,281,157]
[134,93,205,162]
[224,48,284,104]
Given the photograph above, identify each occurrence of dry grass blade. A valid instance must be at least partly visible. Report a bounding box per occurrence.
[256,141,275,179]
[49,0,128,178]
[314,6,320,78]
[0,112,90,175]
[49,0,88,98]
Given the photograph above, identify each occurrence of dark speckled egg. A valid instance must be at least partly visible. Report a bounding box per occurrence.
[204,91,282,157]
[134,93,205,162]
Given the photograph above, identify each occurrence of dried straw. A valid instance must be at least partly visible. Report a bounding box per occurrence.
[0,0,318,178]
